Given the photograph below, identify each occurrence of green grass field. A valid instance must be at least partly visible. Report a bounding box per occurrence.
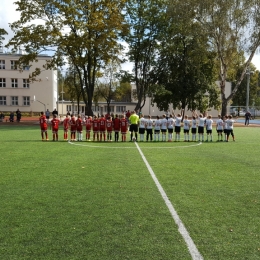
[0,125,259,260]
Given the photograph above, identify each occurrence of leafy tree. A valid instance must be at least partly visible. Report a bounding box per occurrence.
[7,0,127,115]
[151,35,219,117]
[0,28,7,46]
[124,0,167,111]
[190,0,260,116]
[231,65,259,108]
[114,82,132,102]
[63,67,83,115]
[151,0,220,117]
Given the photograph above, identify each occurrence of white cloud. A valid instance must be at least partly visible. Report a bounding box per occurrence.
[252,53,260,71]
[0,0,20,42]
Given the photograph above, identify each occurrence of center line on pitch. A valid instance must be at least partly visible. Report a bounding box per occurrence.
[135,142,204,260]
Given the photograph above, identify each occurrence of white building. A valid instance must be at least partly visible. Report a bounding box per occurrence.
[0,50,231,118]
[0,52,57,114]
[57,81,231,118]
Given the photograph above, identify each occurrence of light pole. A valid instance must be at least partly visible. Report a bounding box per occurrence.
[60,79,65,116]
[33,95,46,112]
[246,68,253,111]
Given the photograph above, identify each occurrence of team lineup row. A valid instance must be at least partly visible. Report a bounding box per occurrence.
[38,111,236,142]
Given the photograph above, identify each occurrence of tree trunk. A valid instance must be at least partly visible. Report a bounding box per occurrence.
[221,99,228,118]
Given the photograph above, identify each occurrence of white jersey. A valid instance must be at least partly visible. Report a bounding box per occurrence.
[223,119,228,130]
[216,119,223,130]
[183,119,191,130]
[226,119,235,130]
[191,119,197,129]
[139,117,146,129]
[175,116,182,127]
[154,119,161,131]
[160,118,168,130]
[146,119,153,129]
[167,118,175,129]
[198,117,206,127]
[205,119,213,130]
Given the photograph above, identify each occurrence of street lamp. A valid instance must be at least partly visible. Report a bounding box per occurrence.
[60,79,65,116]
[246,68,253,111]
[33,95,46,112]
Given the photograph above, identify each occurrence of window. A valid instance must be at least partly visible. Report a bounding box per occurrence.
[0,96,6,105]
[11,79,18,88]
[23,96,30,106]
[66,105,72,112]
[23,65,30,71]
[105,106,114,112]
[11,96,18,106]
[23,79,30,88]
[0,60,5,69]
[116,106,126,112]
[11,60,18,70]
[92,106,99,112]
[0,78,6,87]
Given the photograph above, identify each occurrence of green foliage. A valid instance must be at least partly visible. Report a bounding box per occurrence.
[190,0,260,115]
[114,82,132,102]
[7,0,127,115]
[0,28,7,45]
[151,1,219,114]
[124,0,167,111]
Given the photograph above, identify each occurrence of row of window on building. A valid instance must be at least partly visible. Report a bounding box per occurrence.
[0,60,30,70]
[0,78,30,88]
[0,96,30,106]
[65,105,127,114]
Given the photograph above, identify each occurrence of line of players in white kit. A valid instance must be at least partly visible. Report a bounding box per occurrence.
[138,112,235,142]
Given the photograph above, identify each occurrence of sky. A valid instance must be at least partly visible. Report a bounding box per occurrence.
[1,0,260,72]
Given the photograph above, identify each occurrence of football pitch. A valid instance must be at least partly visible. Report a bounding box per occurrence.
[0,125,259,259]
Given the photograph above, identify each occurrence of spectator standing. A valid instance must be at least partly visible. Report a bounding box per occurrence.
[52,108,58,117]
[245,111,251,126]
[46,109,50,123]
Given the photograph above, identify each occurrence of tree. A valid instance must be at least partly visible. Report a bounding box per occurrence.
[124,0,167,111]
[151,35,220,117]
[231,65,259,108]
[0,28,7,46]
[114,82,132,102]
[150,0,220,117]
[190,0,260,116]
[7,0,127,115]
[63,67,83,115]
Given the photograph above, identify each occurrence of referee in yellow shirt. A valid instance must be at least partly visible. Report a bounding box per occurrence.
[129,110,139,141]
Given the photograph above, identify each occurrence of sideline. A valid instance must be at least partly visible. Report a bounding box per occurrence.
[135,142,204,260]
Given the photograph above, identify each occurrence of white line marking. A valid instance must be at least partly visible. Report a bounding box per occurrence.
[68,141,202,149]
[135,142,204,260]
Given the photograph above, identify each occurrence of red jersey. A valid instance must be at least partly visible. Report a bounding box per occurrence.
[106,119,113,132]
[85,118,92,131]
[39,115,47,130]
[70,117,77,132]
[51,118,60,131]
[63,117,70,130]
[99,117,106,132]
[120,118,128,133]
[76,118,83,132]
[92,118,100,132]
[113,118,120,131]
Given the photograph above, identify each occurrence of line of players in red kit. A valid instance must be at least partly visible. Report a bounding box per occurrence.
[39,112,128,142]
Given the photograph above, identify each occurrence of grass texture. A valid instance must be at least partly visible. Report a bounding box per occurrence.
[0,125,259,259]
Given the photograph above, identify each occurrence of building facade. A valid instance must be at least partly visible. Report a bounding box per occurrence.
[0,52,57,114]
